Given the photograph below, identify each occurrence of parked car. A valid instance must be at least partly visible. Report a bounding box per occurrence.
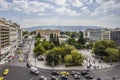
[71,71,80,76]
[84,75,93,79]
[38,55,44,61]
[18,58,23,62]
[51,76,58,80]
[0,77,4,80]
[60,75,68,80]
[30,66,39,75]
[73,74,81,79]
[51,71,59,75]
[60,71,69,76]
[39,75,47,80]
[81,70,89,76]
[3,68,9,75]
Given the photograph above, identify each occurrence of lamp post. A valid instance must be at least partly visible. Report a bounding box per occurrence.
[35,54,37,67]
[52,53,54,70]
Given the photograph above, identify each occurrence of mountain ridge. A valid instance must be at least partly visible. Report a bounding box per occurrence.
[23,26,105,32]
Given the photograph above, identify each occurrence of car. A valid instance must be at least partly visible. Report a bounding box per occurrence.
[71,71,80,76]
[51,76,58,80]
[30,66,39,75]
[18,58,23,62]
[38,55,44,61]
[0,77,4,80]
[60,71,69,76]
[39,75,47,80]
[60,75,68,80]
[51,71,59,75]
[3,69,9,75]
[84,75,93,79]
[74,74,81,79]
[81,70,89,76]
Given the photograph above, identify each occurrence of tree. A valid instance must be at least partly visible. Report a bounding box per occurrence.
[46,49,61,66]
[42,41,54,50]
[93,40,118,62]
[105,48,119,62]
[64,55,72,63]
[49,33,54,43]
[37,32,41,38]
[56,35,60,45]
[22,31,29,36]
[67,38,77,45]
[78,31,85,45]
[33,44,45,56]
[71,50,84,64]
[35,38,40,47]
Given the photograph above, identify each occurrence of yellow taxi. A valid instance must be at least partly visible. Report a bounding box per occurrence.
[60,71,69,76]
[18,58,23,62]
[18,50,22,54]
[3,69,9,75]
[0,77,4,80]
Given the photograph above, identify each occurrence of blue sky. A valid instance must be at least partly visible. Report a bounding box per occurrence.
[0,0,120,28]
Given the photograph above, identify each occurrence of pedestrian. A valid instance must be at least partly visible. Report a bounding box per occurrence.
[112,76,116,80]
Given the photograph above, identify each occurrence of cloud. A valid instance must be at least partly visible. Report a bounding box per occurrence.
[81,7,90,14]
[0,0,11,10]
[48,0,68,7]
[55,7,80,16]
[71,0,83,7]
[85,0,94,4]
[11,0,55,14]
[92,0,120,17]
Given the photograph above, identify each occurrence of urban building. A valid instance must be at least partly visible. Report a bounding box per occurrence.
[83,29,102,42]
[101,29,110,40]
[110,28,120,46]
[0,18,10,61]
[36,29,60,41]
[0,18,22,61]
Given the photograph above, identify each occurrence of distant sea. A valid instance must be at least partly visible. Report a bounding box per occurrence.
[23,26,104,32]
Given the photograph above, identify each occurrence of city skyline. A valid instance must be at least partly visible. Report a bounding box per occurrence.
[0,0,120,28]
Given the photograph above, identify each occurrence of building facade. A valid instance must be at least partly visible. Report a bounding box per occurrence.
[0,18,22,61]
[110,28,120,46]
[101,30,110,40]
[83,29,102,42]
[36,29,60,41]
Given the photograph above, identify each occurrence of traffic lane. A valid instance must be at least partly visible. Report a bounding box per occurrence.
[0,65,93,80]
[90,65,120,80]
[0,65,51,80]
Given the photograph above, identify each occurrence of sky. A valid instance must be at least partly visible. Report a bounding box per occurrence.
[0,0,120,28]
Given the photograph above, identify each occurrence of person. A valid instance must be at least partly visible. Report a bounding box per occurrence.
[112,76,116,80]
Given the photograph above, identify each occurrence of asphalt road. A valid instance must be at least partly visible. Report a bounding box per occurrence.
[0,65,92,80]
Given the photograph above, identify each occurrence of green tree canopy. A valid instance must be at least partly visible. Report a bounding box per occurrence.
[33,44,45,56]
[64,54,72,63]
[105,48,119,61]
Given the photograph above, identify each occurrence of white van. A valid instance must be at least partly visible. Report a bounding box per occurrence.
[30,66,39,75]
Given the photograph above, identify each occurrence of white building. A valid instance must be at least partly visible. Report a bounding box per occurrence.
[84,28,112,42]
[0,18,22,61]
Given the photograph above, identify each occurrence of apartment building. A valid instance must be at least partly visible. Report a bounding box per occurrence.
[83,29,102,42]
[110,28,120,46]
[0,18,10,61]
[101,29,110,40]
[0,18,22,61]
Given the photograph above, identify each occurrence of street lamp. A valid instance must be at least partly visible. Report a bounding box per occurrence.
[52,53,54,70]
[35,54,37,67]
